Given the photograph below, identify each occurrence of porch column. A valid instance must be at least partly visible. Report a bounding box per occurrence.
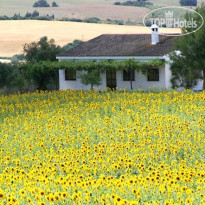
[164,56,172,89]
[59,69,65,90]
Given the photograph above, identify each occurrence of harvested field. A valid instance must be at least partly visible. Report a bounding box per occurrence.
[0,20,180,57]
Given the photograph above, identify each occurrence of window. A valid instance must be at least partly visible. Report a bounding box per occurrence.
[65,70,76,81]
[147,69,159,81]
[123,70,135,81]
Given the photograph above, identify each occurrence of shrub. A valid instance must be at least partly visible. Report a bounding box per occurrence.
[113,0,153,7]
[0,15,10,20]
[33,0,50,7]
[12,13,22,20]
[52,1,59,7]
[114,1,121,5]
[84,17,101,23]
[62,40,83,51]
[180,0,197,6]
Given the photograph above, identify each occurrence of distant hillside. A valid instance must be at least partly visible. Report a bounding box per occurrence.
[0,20,180,57]
[0,0,204,23]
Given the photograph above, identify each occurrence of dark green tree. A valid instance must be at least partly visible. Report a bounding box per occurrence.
[25,12,32,18]
[23,36,62,63]
[170,52,202,88]
[170,5,205,89]
[23,37,62,90]
[32,10,40,17]
[62,40,83,51]
[33,0,50,7]
[19,61,59,91]
[79,69,102,90]
[0,63,26,92]
[0,63,13,88]
[52,1,59,7]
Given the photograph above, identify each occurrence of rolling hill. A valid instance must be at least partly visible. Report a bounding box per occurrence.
[0,20,180,57]
[0,0,204,22]
[0,0,201,57]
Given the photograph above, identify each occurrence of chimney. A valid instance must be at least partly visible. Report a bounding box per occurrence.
[151,24,159,45]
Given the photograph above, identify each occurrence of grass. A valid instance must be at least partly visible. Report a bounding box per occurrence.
[0,20,180,57]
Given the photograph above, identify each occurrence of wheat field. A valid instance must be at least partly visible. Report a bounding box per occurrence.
[0,20,180,57]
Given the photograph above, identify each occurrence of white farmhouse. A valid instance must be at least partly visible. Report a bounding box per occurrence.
[57,25,201,90]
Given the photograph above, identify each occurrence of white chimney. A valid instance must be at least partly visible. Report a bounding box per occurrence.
[151,24,159,45]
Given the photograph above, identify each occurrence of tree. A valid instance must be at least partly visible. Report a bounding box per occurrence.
[79,69,102,90]
[32,10,40,17]
[23,36,62,63]
[33,0,50,7]
[62,40,83,51]
[23,37,62,90]
[25,12,32,18]
[0,63,26,92]
[180,0,197,6]
[52,1,59,7]
[18,61,59,91]
[0,63,13,88]
[170,52,202,88]
[123,59,136,90]
[170,5,205,89]
[29,62,58,90]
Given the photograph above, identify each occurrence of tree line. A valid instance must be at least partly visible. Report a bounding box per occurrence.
[180,0,197,6]
[113,0,197,7]
[0,12,55,21]
[0,14,137,26]
[114,0,153,7]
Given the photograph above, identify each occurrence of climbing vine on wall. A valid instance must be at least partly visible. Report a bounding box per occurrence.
[18,59,164,90]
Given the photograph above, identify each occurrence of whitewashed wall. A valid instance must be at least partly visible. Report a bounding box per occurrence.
[116,66,166,90]
[59,64,170,90]
[59,69,106,90]
[58,56,204,91]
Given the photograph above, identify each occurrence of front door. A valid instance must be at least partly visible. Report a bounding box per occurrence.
[106,70,116,89]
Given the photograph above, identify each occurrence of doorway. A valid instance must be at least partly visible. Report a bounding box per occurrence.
[106,70,116,89]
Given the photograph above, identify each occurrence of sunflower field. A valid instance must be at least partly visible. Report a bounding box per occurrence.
[0,90,205,205]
